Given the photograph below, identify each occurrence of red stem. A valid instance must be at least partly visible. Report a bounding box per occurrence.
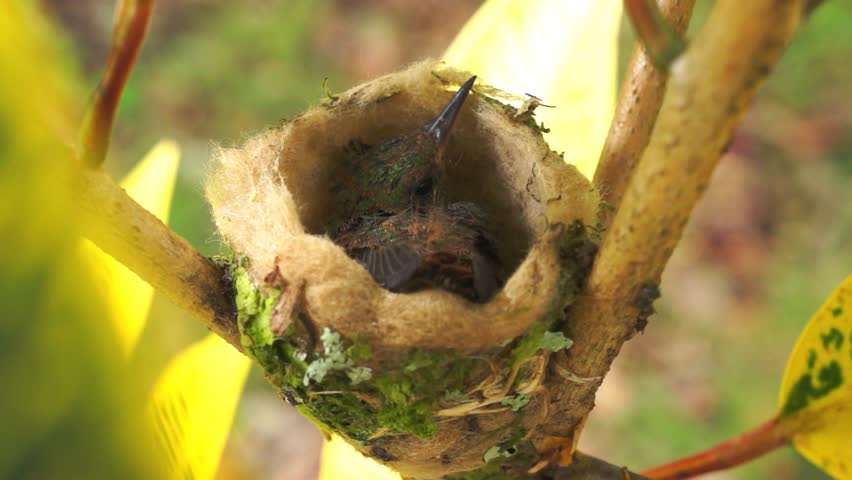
[79,0,155,167]
[641,416,789,479]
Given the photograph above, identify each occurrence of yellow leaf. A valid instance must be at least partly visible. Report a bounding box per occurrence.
[1,4,163,477]
[778,275,852,479]
[81,139,180,354]
[444,0,622,178]
[148,334,251,480]
[319,435,402,480]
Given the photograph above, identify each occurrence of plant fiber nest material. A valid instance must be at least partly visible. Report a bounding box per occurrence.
[207,60,599,478]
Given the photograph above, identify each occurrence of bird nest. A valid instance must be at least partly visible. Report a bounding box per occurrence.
[207,60,599,479]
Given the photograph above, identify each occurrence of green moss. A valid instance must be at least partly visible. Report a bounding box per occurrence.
[372,349,478,438]
[232,260,280,350]
[347,337,372,361]
[229,258,484,441]
[304,327,373,386]
[509,321,548,367]
[225,219,594,449]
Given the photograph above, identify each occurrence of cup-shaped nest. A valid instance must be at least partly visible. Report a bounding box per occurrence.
[207,60,599,479]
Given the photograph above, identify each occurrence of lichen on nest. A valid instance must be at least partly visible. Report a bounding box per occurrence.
[207,60,600,478]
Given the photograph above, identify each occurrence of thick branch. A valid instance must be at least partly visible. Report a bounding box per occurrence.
[78,0,154,167]
[79,169,241,350]
[538,0,805,445]
[594,0,695,232]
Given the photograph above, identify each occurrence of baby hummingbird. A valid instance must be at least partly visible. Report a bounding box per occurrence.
[329,76,503,302]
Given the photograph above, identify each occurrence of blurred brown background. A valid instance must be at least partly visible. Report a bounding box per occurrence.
[46,1,852,478]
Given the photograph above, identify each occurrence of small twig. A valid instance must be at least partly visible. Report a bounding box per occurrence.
[78,0,154,167]
[538,0,805,449]
[594,0,696,233]
[623,0,688,70]
[79,169,241,350]
[641,417,790,479]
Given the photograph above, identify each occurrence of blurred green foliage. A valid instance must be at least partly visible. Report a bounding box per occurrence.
[769,2,852,111]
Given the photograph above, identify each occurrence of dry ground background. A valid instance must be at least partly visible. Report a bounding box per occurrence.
[47,1,852,478]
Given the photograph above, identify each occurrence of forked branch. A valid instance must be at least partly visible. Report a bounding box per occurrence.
[539,0,806,447]
[595,0,695,232]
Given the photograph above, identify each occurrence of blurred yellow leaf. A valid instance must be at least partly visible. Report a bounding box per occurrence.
[148,334,251,480]
[1,3,160,478]
[81,139,180,354]
[319,435,402,480]
[444,0,622,178]
[778,275,852,479]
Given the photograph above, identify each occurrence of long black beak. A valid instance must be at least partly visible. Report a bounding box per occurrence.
[422,75,476,147]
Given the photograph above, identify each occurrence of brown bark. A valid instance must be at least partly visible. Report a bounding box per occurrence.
[538,0,805,447]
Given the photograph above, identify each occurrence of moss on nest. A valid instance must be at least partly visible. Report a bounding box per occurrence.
[228,220,594,469]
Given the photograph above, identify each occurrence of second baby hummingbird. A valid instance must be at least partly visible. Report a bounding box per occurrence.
[328,76,503,302]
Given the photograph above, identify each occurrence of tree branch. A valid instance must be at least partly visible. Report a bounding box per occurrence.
[79,169,241,350]
[623,0,689,70]
[538,0,805,447]
[75,0,240,349]
[594,0,695,232]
